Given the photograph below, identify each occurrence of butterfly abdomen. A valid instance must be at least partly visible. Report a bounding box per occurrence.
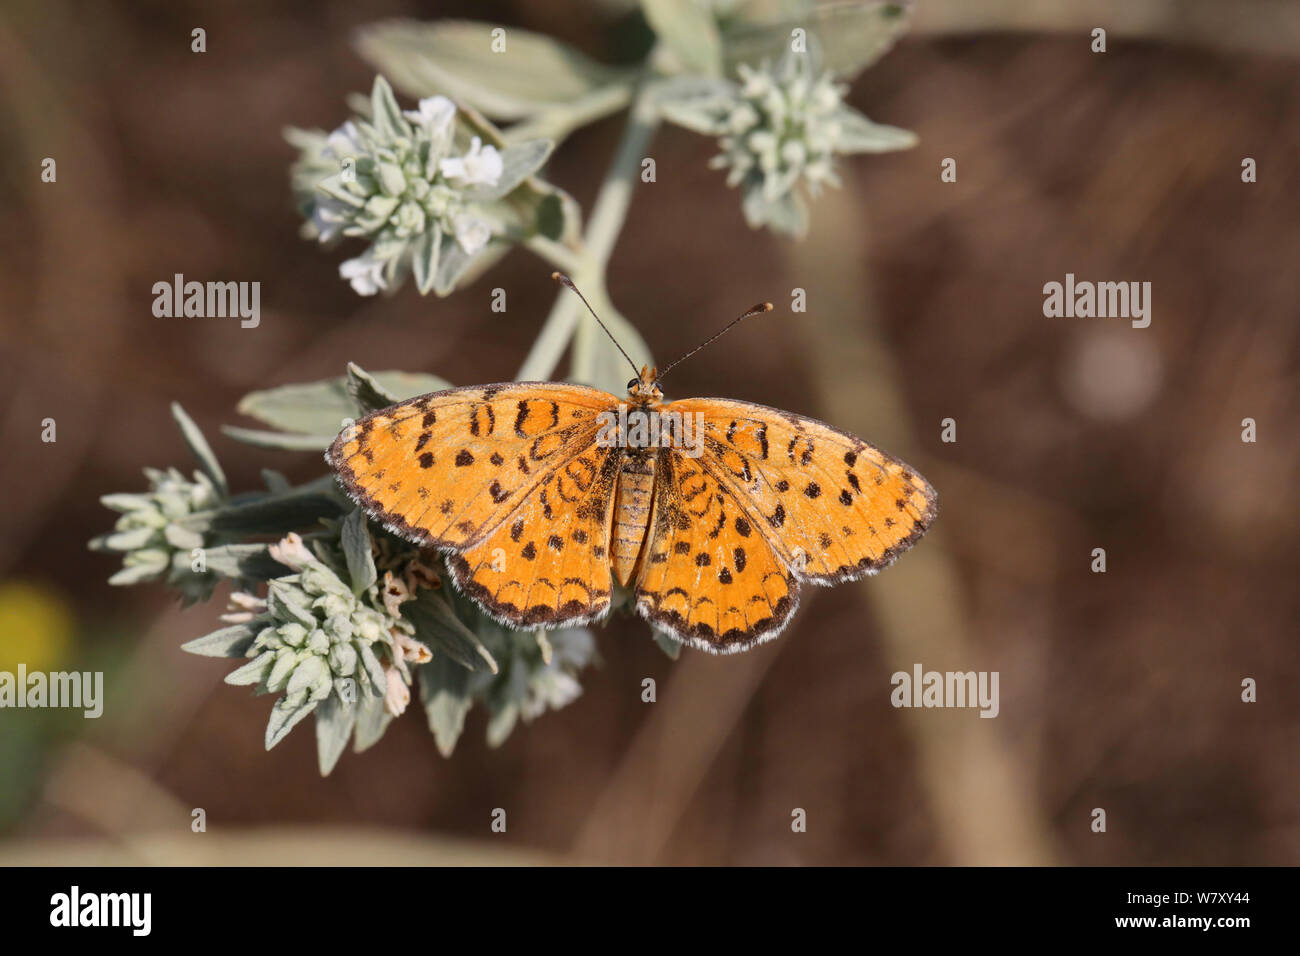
[611,450,656,586]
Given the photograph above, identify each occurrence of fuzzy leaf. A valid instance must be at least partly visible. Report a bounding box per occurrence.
[370,75,409,141]
[402,588,498,674]
[358,642,388,695]
[171,403,228,499]
[486,704,519,748]
[653,75,736,134]
[465,139,553,202]
[182,484,345,537]
[433,239,483,296]
[833,108,917,153]
[182,624,256,658]
[314,693,357,775]
[221,427,334,451]
[353,697,394,753]
[411,225,442,295]
[419,655,474,758]
[236,371,452,437]
[340,507,378,595]
[356,19,630,120]
[266,696,319,749]
[722,1,911,80]
[653,632,682,660]
[346,363,400,415]
[642,0,723,76]
[226,650,276,686]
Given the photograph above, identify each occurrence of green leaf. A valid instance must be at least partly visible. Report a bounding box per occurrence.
[235,371,452,437]
[433,238,483,296]
[721,0,911,80]
[465,139,553,202]
[486,703,519,748]
[369,75,409,140]
[340,507,377,595]
[653,632,682,660]
[833,108,917,153]
[314,693,357,775]
[200,543,290,580]
[221,427,333,452]
[353,697,394,753]
[642,0,724,76]
[182,624,256,658]
[402,588,498,674]
[356,19,631,120]
[358,642,388,695]
[652,75,737,134]
[226,651,276,686]
[742,185,808,238]
[266,696,319,750]
[182,484,345,537]
[411,225,442,295]
[346,363,399,415]
[171,403,228,499]
[418,654,473,758]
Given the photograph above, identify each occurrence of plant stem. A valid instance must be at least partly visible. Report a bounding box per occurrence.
[516,85,661,383]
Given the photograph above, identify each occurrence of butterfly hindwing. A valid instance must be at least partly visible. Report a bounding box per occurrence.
[448,445,621,628]
[634,448,798,653]
[668,397,938,584]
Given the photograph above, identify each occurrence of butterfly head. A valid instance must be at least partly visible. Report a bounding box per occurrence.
[627,365,663,403]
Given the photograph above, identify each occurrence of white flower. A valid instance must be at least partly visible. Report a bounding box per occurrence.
[403,96,455,140]
[439,137,503,188]
[268,532,317,572]
[339,254,388,296]
[324,120,362,159]
[450,212,492,255]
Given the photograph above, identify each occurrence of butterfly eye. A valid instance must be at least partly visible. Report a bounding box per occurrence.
[627,378,639,390]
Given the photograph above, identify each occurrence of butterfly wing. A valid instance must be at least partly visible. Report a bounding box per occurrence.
[669,397,938,583]
[328,382,621,628]
[634,448,799,653]
[634,398,937,653]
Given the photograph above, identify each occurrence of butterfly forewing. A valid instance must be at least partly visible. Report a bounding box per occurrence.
[328,382,624,629]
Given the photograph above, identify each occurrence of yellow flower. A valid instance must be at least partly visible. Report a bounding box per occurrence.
[0,580,75,673]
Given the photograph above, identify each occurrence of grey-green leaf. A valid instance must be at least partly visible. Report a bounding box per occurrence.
[221,427,334,452]
[171,402,228,499]
[314,694,357,775]
[465,139,553,202]
[418,654,474,758]
[340,507,377,595]
[642,0,724,76]
[721,0,911,80]
[182,624,256,658]
[236,371,452,437]
[226,651,276,686]
[433,238,483,296]
[266,696,319,749]
[653,75,737,134]
[353,697,394,753]
[833,108,917,153]
[411,225,442,295]
[356,19,630,120]
[653,632,683,660]
[402,588,498,674]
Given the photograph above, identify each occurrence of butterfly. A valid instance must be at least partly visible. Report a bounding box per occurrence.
[327,275,937,654]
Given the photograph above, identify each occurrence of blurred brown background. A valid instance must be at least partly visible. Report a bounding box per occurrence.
[0,0,1296,865]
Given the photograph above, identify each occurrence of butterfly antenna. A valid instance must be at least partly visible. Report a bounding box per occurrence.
[658,301,774,380]
[551,272,638,375]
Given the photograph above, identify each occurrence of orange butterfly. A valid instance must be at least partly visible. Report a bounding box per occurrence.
[327,276,937,654]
